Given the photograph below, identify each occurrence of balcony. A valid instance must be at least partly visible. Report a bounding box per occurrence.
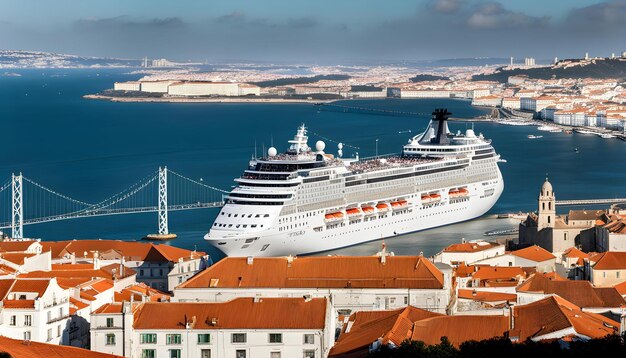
[47,314,70,324]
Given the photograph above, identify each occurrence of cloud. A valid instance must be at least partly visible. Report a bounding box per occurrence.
[75,16,186,31]
[429,0,464,14]
[467,2,549,29]
[212,11,317,29]
[565,0,626,28]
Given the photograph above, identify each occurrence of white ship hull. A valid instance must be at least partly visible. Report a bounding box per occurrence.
[205,175,503,257]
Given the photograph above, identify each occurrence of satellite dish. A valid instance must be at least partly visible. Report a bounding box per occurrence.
[338,143,344,150]
[338,149,343,158]
[315,140,325,152]
[268,147,277,157]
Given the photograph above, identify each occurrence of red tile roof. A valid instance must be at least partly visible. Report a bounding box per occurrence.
[457,289,517,303]
[411,315,509,346]
[443,241,500,253]
[517,274,625,308]
[41,240,205,263]
[511,246,555,262]
[2,299,35,308]
[0,335,121,357]
[329,307,443,357]
[471,266,526,281]
[132,298,327,330]
[19,263,135,281]
[0,252,36,265]
[0,240,39,252]
[511,296,619,340]
[179,256,444,290]
[114,283,171,303]
[590,252,626,270]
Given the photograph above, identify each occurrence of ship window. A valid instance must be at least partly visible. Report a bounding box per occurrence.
[228,214,232,217]
[248,214,252,218]
[251,225,257,228]
[228,224,233,228]
[264,214,270,217]
[243,225,247,228]
[255,214,260,218]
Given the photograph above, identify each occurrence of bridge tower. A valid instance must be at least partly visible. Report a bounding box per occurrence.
[158,166,169,235]
[11,173,23,239]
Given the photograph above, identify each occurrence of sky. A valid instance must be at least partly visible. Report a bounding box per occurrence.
[1,0,626,63]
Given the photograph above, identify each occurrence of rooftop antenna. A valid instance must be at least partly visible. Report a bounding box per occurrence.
[271,135,274,147]
[254,140,257,159]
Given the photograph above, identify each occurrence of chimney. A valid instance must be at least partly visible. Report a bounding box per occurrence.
[119,257,125,277]
[93,251,100,270]
[70,252,76,265]
[247,256,254,265]
[287,255,294,267]
[380,241,387,265]
[461,237,466,244]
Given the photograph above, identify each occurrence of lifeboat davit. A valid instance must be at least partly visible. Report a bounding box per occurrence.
[347,208,362,216]
[376,203,390,212]
[362,206,375,215]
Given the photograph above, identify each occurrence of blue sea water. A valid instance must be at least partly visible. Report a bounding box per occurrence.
[1,69,625,259]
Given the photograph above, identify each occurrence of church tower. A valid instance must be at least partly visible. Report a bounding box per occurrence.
[537,178,555,230]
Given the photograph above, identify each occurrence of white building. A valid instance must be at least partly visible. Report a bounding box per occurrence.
[114,82,141,91]
[168,82,260,97]
[436,240,505,266]
[524,58,536,66]
[0,278,71,345]
[502,97,521,110]
[471,95,502,107]
[173,255,452,315]
[473,245,556,273]
[91,298,331,358]
[140,81,180,94]
[400,89,451,98]
[520,96,556,113]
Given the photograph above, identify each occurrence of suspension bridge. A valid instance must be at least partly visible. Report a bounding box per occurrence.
[555,199,626,206]
[0,167,228,239]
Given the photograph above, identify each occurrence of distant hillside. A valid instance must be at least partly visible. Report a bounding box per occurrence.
[0,50,141,69]
[473,58,626,83]
[410,74,450,82]
[253,74,351,87]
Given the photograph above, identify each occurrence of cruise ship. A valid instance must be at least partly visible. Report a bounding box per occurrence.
[205,109,504,257]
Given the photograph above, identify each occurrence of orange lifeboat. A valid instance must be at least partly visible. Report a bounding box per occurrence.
[421,194,431,203]
[449,189,460,197]
[458,188,469,196]
[324,212,344,222]
[362,206,375,215]
[347,208,362,216]
[376,203,389,212]
[391,200,408,210]
[429,193,441,202]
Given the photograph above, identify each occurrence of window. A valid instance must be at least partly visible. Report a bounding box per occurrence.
[271,353,281,358]
[140,269,144,276]
[106,317,114,328]
[618,272,621,278]
[236,350,246,358]
[47,329,52,341]
[166,334,181,345]
[47,311,52,322]
[106,334,116,345]
[198,334,211,344]
[303,350,315,358]
[303,334,314,344]
[232,333,246,343]
[269,333,282,343]
[57,325,61,337]
[140,333,157,344]
[24,315,32,326]
[142,350,156,358]
[9,315,16,326]
[169,349,181,358]
[24,331,31,341]
[200,349,211,358]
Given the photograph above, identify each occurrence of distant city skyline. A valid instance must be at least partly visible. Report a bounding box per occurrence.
[2,0,626,62]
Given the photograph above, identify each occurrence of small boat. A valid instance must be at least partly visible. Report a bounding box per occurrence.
[362,206,375,215]
[346,208,362,216]
[429,193,441,202]
[390,200,408,210]
[421,194,432,204]
[376,203,390,213]
[574,148,579,153]
[527,135,543,139]
[600,133,614,139]
[458,188,469,196]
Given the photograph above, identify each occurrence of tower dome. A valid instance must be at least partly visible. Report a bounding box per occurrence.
[541,178,553,196]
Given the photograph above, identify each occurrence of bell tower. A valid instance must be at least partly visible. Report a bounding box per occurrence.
[537,178,555,230]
